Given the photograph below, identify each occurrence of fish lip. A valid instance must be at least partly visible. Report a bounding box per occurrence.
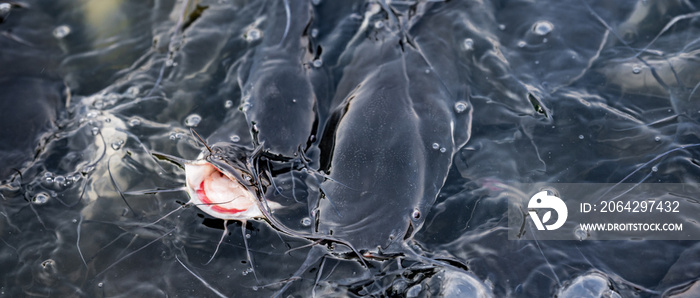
[185,158,262,220]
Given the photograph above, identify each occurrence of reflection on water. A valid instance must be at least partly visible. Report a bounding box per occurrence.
[1,0,700,297]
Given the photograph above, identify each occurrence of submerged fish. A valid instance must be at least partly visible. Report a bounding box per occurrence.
[183,0,472,262]
[7,0,700,296]
[76,0,483,295]
[185,0,316,222]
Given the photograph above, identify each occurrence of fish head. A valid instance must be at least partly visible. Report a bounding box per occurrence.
[184,143,264,220]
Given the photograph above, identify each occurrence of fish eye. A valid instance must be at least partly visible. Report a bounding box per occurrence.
[207,153,223,161]
[232,169,254,186]
[411,208,421,220]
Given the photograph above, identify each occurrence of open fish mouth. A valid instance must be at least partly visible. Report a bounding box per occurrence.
[185,159,262,220]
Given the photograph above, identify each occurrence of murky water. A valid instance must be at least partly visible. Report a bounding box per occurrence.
[2,0,700,297]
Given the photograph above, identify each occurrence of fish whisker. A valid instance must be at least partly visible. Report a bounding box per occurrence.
[190,128,213,153]
[76,214,88,268]
[122,187,187,195]
[204,219,228,266]
[107,156,138,218]
[175,255,228,298]
[95,227,176,278]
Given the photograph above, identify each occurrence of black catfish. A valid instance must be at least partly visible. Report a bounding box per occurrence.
[182,0,473,293]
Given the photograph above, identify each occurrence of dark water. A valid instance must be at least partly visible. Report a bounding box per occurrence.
[1,0,700,297]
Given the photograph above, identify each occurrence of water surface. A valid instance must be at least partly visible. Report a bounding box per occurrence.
[1,0,700,297]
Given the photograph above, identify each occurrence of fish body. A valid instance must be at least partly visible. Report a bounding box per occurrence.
[185,1,472,256]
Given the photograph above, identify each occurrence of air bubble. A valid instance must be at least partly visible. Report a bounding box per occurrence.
[97,282,104,288]
[54,175,66,185]
[111,140,125,150]
[463,38,474,51]
[230,135,240,142]
[454,101,468,113]
[632,65,642,74]
[312,59,323,68]
[575,226,588,240]
[128,118,141,127]
[242,268,253,276]
[533,20,554,36]
[374,20,384,29]
[439,147,446,153]
[651,166,658,172]
[244,28,261,41]
[33,193,50,204]
[578,135,584,140]
[41,259,56,269]
[169,132,184,140]
[184,114,201,127]
[53,25,71,39]
[301,217,311,226]
[311,28,319,38]
[654,136,661,142]
[432,143,440,150]
[126,86,140,97]
[498,24,506,30]
[245,233,251,239]
[518,41,526,48]
[224,100,234,108]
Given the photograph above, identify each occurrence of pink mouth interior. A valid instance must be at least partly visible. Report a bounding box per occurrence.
[196,181,246,214]
[186,162,256,216]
